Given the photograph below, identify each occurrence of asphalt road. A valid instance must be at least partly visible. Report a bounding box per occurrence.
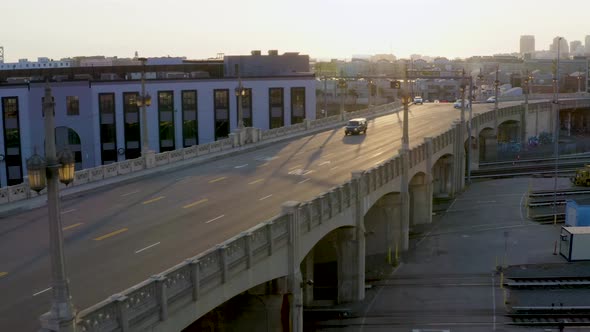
[0,102,499,331]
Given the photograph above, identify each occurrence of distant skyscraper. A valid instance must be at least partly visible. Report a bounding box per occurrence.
[586,35,590,55]
[551,36,569,58]
[570,40,584,56]
[520,35,535,55]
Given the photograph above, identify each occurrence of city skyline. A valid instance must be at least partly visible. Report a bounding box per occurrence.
[1,0,589,62]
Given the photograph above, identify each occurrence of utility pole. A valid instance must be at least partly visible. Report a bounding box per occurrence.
[553,37,562,225]
[467,76,474,184]
[323,76,328,118]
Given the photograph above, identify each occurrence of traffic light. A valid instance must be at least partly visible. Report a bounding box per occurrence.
[390,80,401,89]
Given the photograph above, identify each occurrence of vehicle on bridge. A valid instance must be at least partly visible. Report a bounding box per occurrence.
[344,118,367,135]
[413,96,423,104]
[453,99,471,109]
[571,165,590,186]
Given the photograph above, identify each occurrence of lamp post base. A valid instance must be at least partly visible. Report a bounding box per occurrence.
[39,311,76,332]
[143,150,156,169]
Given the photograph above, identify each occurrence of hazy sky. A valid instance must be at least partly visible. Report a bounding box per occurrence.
[2,0,589,62]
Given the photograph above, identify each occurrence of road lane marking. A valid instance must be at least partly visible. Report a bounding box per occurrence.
[298,178,310,184]
[205,215,225,224]
[0,272,7,278]
[33,287,52,296]
[93,228,128,241]
[234,164,248,169]
[477,200,497,204]
[259,194,273,201]
[62,222,83,231]
[121,190,140,197]
[209,176,227,183]
[142,196,165,205]
[319,161,331,166]
[183,198,208,209]
[330,166,339,171]
[135,242,161,254]
[375,159,386,165]
[295,151,305,156]
[302,170,314,175]
[288,164,302,170]
[257,162,270,168]
[249,179,264,185]
[372,151,384,158]
[60,209,76,215]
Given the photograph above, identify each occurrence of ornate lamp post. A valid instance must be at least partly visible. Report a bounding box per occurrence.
[136,57,152,156]
[31,85,76,332]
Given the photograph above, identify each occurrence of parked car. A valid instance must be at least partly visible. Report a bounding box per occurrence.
[486,96,496,103]
[413,96,423,105]
[344,118,367,135]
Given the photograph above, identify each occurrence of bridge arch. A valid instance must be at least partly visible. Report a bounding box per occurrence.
[432,153,453,197]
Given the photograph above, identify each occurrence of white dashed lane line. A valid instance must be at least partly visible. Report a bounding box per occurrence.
[33,287,52,297]
[259,194,273,201]
[205,215,225,224]
[135,242,161,254]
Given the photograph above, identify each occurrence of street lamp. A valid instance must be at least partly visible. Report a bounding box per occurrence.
[136,57,152,155]
[337,79,347,117]
[234,64,247,129]
[31,84,76,332]
[367,80,376,110]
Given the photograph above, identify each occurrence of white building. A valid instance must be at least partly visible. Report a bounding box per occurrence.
[0,53,315,187]
[0,57,74,70]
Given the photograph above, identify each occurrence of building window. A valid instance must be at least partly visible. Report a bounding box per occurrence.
[123,92,141,159]
[214,89,229,140]
[182,90,198,147]
[236,88,252,127]
[2,97,22,186]
[269,88,284,129]
[158,91,175,152]
[66,96,79,116]
[291,87,306,124]
[98,93,117,164]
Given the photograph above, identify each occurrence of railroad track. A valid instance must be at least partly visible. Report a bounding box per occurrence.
[470,154,590,179]
[505,276,590,326]
[504,277,590,288]
[526,188,590,221]
[508,312,590,326]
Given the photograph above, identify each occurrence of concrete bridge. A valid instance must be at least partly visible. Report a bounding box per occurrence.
[71,97,590,332]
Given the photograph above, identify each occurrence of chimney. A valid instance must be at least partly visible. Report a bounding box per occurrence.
[268,50,278,56]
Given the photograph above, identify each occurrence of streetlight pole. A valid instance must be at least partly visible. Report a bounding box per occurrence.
[137,57,151,156]
[235,64,245,129]
[31,84,76,332]
[323,76,328,118]
[553,37,562,224]
[467,76,474,184]
[338,79,347,119]
[494,66,499,136]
